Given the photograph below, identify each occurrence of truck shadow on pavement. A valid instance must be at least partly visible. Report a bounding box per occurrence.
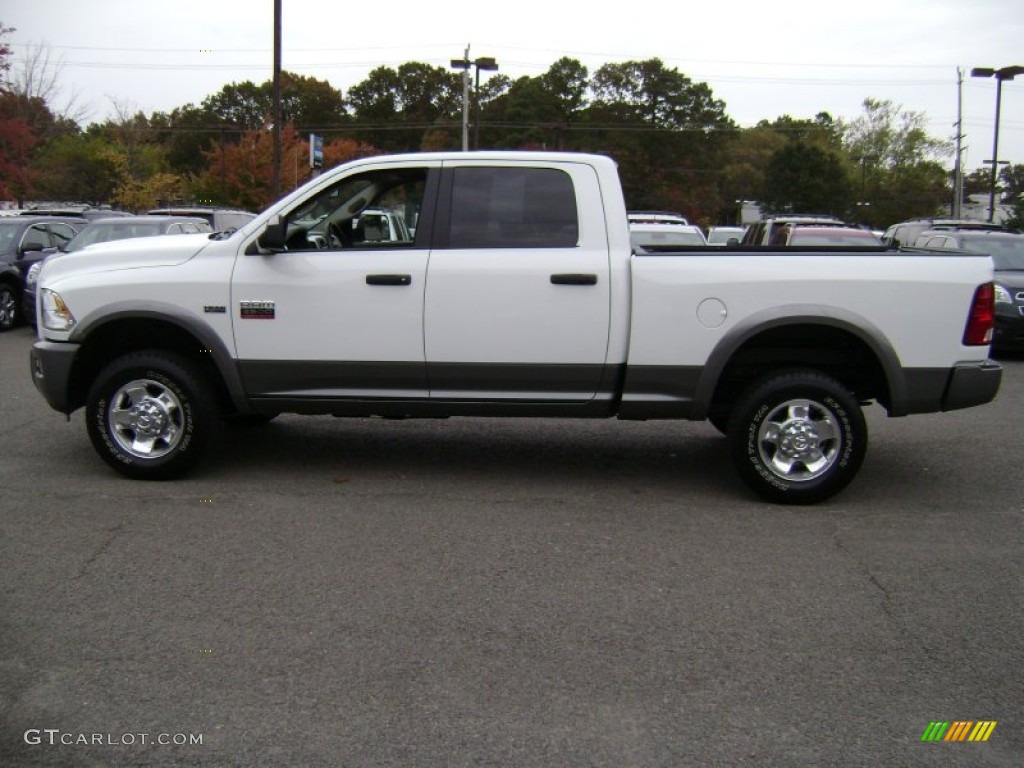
[203,416,743,502]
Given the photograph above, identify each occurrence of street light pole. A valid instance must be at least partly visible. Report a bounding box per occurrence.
[450,46,471,151]
[472,57,498,150]
[971,65,1024,222]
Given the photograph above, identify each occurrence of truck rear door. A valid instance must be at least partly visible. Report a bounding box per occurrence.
[423,161,612,403]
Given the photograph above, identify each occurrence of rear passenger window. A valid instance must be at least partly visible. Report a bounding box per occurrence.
[448,167,579,248]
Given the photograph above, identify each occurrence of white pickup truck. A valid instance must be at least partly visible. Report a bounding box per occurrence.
[29,152,1002,504]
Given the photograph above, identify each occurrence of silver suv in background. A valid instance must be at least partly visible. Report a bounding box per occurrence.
[882,218,1003,248]
[147,206,256,233]
[627,210,690,225]
[23,216,213,324]
[706,226,746,246]
[629,222,707,252]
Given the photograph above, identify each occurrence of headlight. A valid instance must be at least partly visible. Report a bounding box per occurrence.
[993,283,1012,305]
[26,261,42,287]
[40,289,77,332]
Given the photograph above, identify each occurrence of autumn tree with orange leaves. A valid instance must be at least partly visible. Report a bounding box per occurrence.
[191,124,378,211]
[0,23,38,203]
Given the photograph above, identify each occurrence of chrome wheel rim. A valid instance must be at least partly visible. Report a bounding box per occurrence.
[108,378,184,459]
[757,398,841,482]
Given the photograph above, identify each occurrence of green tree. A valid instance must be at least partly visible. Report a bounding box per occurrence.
[114,172,187,212]
[0,21,10,81]
[152,104,224,176]
[761,142,852,215]
[31,132,123,203]
[1003,195,1024,231]
[344,63,462,152]
[483,58,587,150]
[152,72,347,178]
[841,98,952,225]
[963,167,992,197]
[716,124,787,223]
[999,163,1024,201]
[584,58,732,223]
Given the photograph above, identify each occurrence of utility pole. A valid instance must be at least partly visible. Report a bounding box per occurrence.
[271,0,282,199]
[952,67,964,218]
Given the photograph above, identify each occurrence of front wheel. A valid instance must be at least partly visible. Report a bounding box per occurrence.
[86,351,218,479]
[728,370,866,504]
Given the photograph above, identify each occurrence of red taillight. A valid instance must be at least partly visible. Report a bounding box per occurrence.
[963,282,995,346]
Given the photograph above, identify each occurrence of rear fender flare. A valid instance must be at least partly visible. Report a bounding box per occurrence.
[693,303,906,417]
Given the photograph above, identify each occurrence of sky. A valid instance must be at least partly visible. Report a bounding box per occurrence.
[4,0,1024,174]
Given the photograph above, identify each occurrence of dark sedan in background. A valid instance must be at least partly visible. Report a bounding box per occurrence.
[913,228,1024,353]
[0,215,86,331]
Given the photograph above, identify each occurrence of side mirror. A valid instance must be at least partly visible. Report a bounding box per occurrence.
[726,237,740,246]
[19,241,44,257]
[258,216,287,251]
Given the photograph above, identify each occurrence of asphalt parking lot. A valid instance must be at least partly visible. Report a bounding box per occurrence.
[1,324,1022,767]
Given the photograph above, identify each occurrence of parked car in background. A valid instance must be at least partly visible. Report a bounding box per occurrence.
[912,228,1024,352]
[19,205,133,220]
[627,210,690,225]
[706,226,746,246]
[882,217,1004,248]
[344,208,413,245]
[0,216,86,330]
[22,216,213,323]
[774,225,884,247]
[147,206,256,233]
[740,215,847,245]
[629,222,707,252]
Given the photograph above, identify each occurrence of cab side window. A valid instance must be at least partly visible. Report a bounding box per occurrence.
[284,168,427,251]
[447,167,579,249]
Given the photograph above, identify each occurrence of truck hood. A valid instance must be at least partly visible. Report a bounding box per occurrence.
[40,233,213,285]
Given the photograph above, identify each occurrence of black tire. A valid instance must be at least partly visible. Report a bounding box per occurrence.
[728,369,867,505]
[0,282,19,331]
[86,351,218,480]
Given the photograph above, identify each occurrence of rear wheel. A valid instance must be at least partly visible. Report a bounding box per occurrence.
[86,351,218,479]
[728,369,866,504]
[0,283,19,331]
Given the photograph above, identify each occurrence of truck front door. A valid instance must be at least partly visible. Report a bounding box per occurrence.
[232,165,438,404]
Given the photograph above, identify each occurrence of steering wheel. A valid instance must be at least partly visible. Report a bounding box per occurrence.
[329,223,352,249]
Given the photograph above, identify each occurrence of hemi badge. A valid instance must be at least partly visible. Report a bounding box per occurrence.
[240,300,275,320]
[203,305,227,314]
